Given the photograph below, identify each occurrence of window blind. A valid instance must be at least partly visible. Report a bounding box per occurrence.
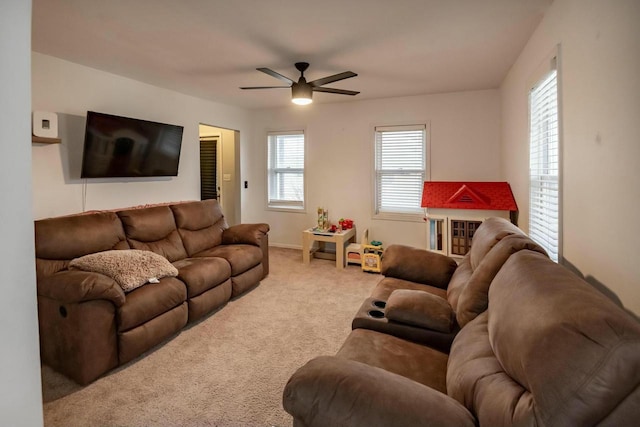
[268,131,305,209]
[374,125,426,215]
[529,69,560,262]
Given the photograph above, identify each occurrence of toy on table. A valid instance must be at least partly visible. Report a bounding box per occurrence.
[317,207,329,230]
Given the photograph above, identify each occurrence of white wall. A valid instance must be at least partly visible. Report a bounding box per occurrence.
[242,90,501,250]
[31,53,252,219]
[0,1,44,426]
[501,0,640,314]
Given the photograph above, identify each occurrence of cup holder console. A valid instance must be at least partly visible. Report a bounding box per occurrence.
[372,300,386,309]
[368,309,385,319]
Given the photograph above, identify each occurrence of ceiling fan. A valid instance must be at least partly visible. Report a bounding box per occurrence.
[240,62,359,105]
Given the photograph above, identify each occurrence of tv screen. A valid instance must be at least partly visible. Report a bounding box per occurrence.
[81,111,183,178]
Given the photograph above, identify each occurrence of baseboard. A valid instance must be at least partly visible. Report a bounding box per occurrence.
[269,243,302,250]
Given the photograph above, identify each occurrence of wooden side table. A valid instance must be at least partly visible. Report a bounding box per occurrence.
[302,227,356,270]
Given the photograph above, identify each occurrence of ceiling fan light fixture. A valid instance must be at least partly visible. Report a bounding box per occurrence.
[291,82,313,105]
[241,62,358,104]
[292,97,312,105]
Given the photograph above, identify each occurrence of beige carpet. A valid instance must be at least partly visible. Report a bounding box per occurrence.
[41,248,380,426]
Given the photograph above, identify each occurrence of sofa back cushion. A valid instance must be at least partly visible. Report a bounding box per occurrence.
[34,212,129,279]
[448,250,640,426]
[117,206,187,262]
[446,254,472,312]
[447,218,529,319]
[454,235,547,327]
[468,217,523,270]
[171,200,228,256]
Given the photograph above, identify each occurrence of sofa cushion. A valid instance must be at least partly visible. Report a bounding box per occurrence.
[117,276,187,332]
[455,234,548,327]
[34,212,130,278]
[446,311,522,425]
[171,200,227,256]
[195,244,262,276]
[186,279,232,322]
[337,328,448,394]
[468,217,523,270]
[118,206,188,262]
[386,289,454,333]
[69,249,179,292]
[118,301,188,364]
[371,277,447,302]
[172,257,231,298]
[446,254,472,312]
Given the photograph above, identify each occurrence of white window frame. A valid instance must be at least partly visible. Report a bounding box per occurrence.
[266,130,306,212]
[528,47,562,262]
[373,124,429,221]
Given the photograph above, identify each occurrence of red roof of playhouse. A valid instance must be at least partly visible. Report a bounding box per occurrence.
[421,181,518,211]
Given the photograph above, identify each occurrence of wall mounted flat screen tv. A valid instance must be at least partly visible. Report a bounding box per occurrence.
[81,111,183,178]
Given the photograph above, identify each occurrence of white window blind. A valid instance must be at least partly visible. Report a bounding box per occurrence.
[268,131,305,209]
[529,68,560,262]
[374,125,426,216]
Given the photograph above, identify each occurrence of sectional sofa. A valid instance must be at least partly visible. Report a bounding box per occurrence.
[35,199,269,385]
[284,218,640,426]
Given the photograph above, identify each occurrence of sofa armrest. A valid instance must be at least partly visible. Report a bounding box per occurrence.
[37,270,126,307]
[283,356,475,427]
[381,244,458,289]
[386,289,455,333]
[222,223,270,246]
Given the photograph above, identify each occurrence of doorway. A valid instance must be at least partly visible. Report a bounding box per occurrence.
[198,124,241,225]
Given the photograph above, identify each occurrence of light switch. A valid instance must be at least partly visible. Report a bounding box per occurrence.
[223,174,231,181]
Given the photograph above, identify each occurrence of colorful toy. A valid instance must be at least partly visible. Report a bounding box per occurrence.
[361,242,383,273]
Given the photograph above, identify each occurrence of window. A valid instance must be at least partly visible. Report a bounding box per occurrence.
[267,131,305,210]
[529,65,561,262]
[374,125,427,218]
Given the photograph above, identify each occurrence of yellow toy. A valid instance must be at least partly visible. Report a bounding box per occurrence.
[361,242,383,273]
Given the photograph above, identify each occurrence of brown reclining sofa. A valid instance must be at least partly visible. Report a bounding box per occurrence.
[284,218,640,426]
[351,217,547,352]
[35,199,269,385]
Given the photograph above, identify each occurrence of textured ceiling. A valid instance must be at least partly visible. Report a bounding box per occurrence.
[32,0,552,109]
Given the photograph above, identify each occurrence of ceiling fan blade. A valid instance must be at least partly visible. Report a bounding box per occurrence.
[240,86,291,90]
[309,71,357,87]
[256,68,294,85]
[312,87,360,96]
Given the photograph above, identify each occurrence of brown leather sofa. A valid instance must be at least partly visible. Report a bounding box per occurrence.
[35,199,269,385]
[352,217,547,352]
[284,220,640,426]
